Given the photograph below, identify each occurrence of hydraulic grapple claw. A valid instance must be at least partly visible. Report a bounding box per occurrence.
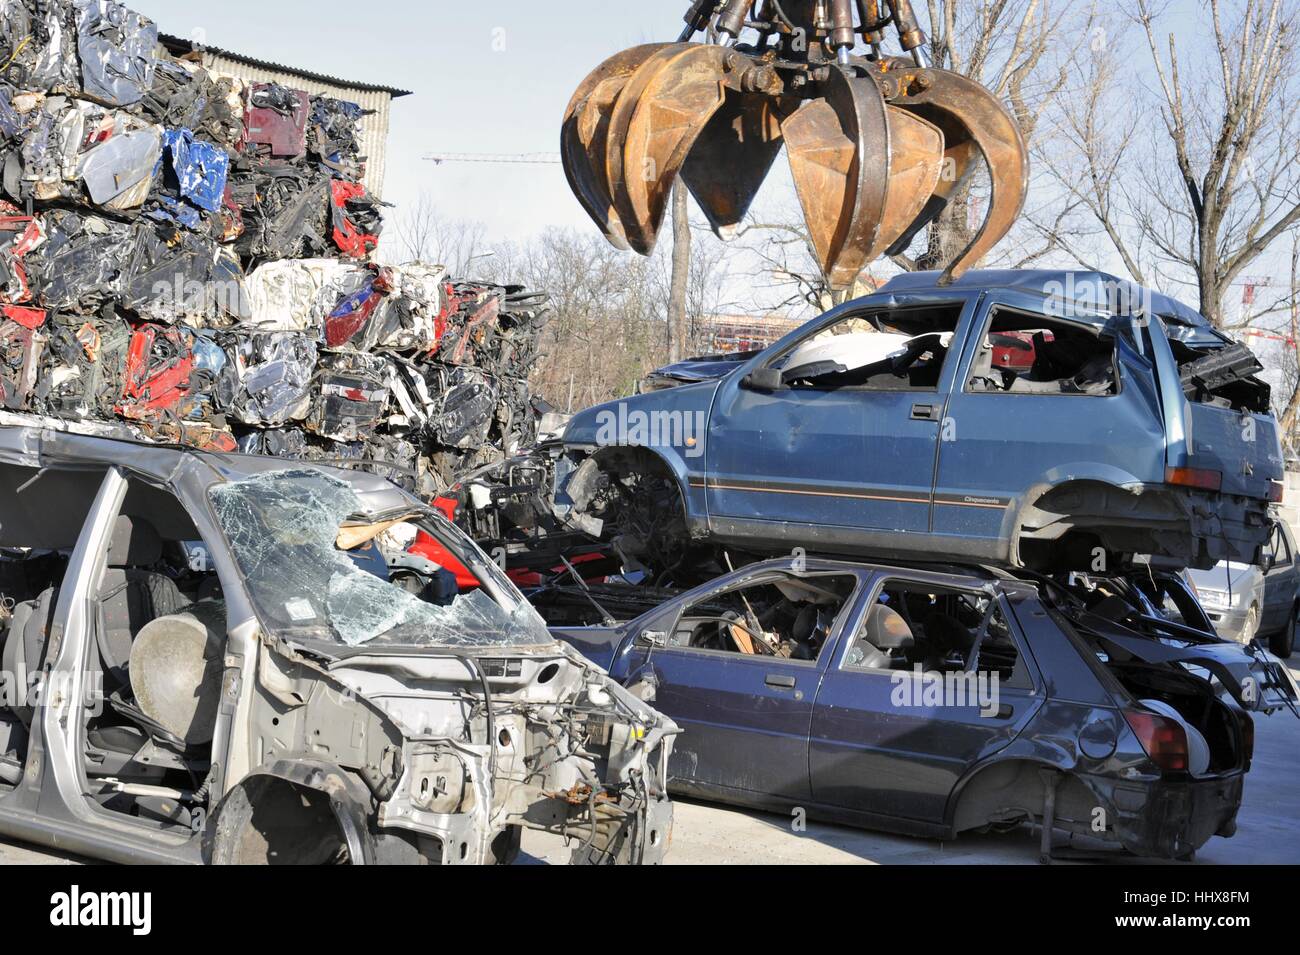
[562,1,1031,291]
[561,43,673,251]
[886,66,1029,284]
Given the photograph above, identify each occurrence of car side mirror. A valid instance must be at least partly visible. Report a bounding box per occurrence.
[636,629,668,648]
[741,367,783,391]
[1261,553,1275,572]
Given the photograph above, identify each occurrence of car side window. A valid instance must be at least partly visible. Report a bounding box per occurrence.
[664,573,857,661]
[843,580,1032,689]
[1270,524,1291,566]
[768,303,963,393]
[967,307,1118,397]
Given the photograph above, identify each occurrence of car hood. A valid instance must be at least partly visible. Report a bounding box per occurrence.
[642,351,760,389]
[1188,561,1262,594]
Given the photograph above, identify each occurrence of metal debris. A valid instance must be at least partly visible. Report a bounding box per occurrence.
[0,0,552,497]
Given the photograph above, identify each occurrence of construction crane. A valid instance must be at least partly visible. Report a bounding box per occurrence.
[424,152,561,165]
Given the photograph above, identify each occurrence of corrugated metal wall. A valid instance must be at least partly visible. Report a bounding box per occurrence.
[202,53,392,199]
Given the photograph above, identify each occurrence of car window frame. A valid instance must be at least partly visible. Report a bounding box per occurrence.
[649,569,864,668]
[754,301,972,396]
[1271,522,1292,566]
[961,302,1123,400]
[836,573,1041,693]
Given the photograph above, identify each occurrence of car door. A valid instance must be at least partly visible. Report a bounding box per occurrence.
[809,571,1043,825]
[618,566,863,802]
[1261,521,1296,634]
[703,295,977,544]
[933,291,1164,565]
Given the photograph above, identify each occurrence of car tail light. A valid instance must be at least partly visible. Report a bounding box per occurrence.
[1268,479,1285,503]
[1165,466,1222,492]
[1124,708,1189,772]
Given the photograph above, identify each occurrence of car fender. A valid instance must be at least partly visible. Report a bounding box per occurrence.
[943,702,1102,832]
[203,759,376,865]
[562,383,720,526]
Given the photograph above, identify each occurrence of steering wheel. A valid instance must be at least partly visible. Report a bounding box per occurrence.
[688,614,775,655]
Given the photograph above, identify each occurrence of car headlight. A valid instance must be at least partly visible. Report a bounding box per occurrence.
[1199,589,1232,611]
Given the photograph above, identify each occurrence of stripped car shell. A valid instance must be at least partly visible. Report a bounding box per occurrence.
[0,418,676,865]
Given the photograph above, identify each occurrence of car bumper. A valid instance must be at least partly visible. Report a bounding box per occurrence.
[1203,606,1253,643]
[1081,771,1244,859]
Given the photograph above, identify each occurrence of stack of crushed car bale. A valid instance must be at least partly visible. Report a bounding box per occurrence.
[0,0,550,497]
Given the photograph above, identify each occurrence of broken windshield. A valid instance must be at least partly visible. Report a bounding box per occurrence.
[208,468,552,648]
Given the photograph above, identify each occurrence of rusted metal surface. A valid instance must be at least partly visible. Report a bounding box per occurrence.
[561,43,671,251]
[560,1,1031,291]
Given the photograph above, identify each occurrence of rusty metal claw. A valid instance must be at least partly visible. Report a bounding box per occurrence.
[561,43,673,251]
[889,68,1029,284]
[605,44,732,255]
[783,66,943,289]
[681,89,796,241]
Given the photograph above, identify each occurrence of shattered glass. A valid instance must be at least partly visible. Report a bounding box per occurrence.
[208,468,552,648]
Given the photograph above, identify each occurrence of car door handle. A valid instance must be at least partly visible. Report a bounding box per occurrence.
[765,674,796,689]
[910,402,940,421]
[982,703,1014,719]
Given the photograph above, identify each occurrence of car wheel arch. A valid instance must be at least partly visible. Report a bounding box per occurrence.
[203,760,376,865]
[946,753,1087,836]
[1013,475,1168,570]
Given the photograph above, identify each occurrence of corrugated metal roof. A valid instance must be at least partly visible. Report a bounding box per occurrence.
[158,34,413,98]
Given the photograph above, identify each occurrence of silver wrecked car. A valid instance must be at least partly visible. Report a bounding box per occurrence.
[0,419,677,864]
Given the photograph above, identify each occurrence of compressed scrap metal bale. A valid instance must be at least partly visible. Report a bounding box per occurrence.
[33,309,130,418]
[73,0,157,108]
[218,331,317,428]
[4,94,162,211]
[242,82,308,160]
[244,257,369,332]
[0,0,554,492]
[0,0,78,92]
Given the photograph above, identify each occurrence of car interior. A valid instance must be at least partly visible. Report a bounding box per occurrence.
[665,573,858,660]
[966,308,1118,396]
[843,581,1026,684]
[0,463,463,832]
[0,466,228,828]
[773,304,963,392]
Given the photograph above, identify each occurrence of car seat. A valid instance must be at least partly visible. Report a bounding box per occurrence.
[848,604,915,669]
[95,516,189,687]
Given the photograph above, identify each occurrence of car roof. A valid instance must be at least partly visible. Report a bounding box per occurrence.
[876,268,1213,330]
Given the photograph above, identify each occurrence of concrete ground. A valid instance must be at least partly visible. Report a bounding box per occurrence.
[3,656,1297,866]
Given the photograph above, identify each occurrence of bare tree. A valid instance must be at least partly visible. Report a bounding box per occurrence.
[1269,232,1300,450]
[392,194,490,274]
[1051,0,1300,329]
[667,183,691,362]
[896,0,1073,271]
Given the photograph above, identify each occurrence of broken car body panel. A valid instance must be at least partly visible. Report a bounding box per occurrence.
[550,557,1296,859]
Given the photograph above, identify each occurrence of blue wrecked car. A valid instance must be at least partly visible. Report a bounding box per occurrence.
[552,270,1282,577]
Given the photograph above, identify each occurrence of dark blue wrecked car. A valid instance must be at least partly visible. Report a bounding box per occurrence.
[544,556,1299,860]
[553,270,1283,578]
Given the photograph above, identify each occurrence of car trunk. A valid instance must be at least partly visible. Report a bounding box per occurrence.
[1055,580,1298,776]
[1152,323,1282,501]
